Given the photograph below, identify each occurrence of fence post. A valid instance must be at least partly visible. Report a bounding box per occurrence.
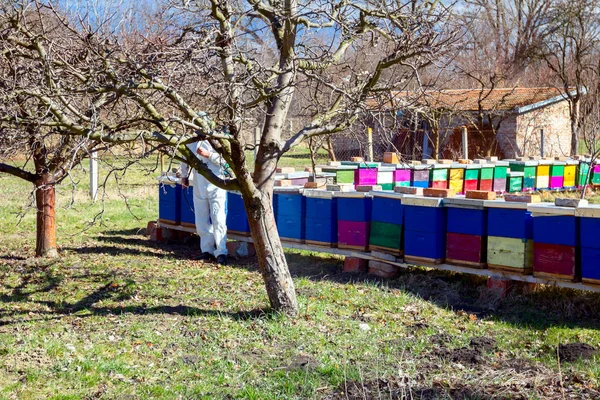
[462,126,468,160]
[540,129,545,157]
[90,151,98,202]
[367,127,373,161]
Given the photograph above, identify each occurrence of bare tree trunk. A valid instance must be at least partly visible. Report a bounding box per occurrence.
[326,136,337,162]
[242,186,298,316]
[571,101,580,156]
[34,174,58,258]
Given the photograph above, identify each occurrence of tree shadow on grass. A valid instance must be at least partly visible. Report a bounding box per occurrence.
[0,269,275,327]
[13,227,600,331]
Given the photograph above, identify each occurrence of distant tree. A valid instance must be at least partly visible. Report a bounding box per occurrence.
[0,0,459,315]
[538,0,600,156]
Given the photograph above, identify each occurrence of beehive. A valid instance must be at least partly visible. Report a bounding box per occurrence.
[529,203,579,282]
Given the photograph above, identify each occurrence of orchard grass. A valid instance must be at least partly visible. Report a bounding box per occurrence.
[0,160,600,399]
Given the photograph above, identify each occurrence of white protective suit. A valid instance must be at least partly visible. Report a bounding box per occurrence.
[181,141,228,257]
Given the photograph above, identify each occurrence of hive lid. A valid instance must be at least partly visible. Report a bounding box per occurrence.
[377,165,396,172]
[527,203,577,216]
[565,159,579,165]
[443,196,486,209]
[449,163,467,169]
[275,171,310,179]
[303,189,334,199]
[483,199,529,209]
[157,174,180,186]
[401,195,444,207]
[465,164,482,169]
[411,164,432,170]
[273,186,304,193]
[341,161,380,168]
[382,163,412,169]
[494,161,510,166]
[537,159,553,165]
[510,160,539,166]
[333,191,371,198]
[369,191,404,200]
[553,161,567,166]
[507,171,524,177]
[576,205,600,218]
[318,164,358,171]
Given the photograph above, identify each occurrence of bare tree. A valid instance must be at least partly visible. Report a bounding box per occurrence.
[538,0,600,156]
[0,0,458,315]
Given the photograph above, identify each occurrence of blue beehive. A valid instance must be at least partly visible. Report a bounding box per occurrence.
[576,206,600,284]
[180,184,196,227]
[304,190,338,246]
[487,206,533,239]
[226,191,250,236]
[485,200,534,274]
[403,196,446,263]
[446,202,487,236]
[337,195,373,222]
[369,192,404,255]
[444,197,488,268]
[158,178,181,225]
[274,188,305,242]
[528,203,579,282]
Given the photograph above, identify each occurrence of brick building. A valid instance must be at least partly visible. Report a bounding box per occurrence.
[358,87,575,160]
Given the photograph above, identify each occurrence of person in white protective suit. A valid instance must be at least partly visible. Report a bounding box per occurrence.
[181,140,228,265]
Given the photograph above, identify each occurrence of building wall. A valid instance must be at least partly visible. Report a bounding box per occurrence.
[508,101,571,157]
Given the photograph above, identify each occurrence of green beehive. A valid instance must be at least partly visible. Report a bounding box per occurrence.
[506,171,524,193]
[579,161,591,187]
[369,221,403,252]
[480,166,494,180]
[494,164,508,179]
[320,165,357,184]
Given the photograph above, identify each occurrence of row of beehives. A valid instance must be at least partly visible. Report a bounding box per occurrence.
[156,175,600,285]
[224,188,600,285]
[317,158,600,194]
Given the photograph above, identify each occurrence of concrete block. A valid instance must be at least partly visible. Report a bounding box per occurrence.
[466,190,496,200]
[504,194,541,203]
[486,156,499,162]
[458,159,472,164]
[394,186,424,195]
[227,241,256,258]
[473,159,488,164]
[327,184,354,192]
[438,159,453,164]
[275,179,293,187]
[351,157,365,162]
[424,188,456,198]
[368,261,400,279]
[343,257,368,273]
[555,198,588,208]
[276,167,295,173]
[147,221,162,242]
[371,250,397,262]
[383,152,400,164]
[356,185,382,192]
[422,159,437,165]
[304,181,326,189]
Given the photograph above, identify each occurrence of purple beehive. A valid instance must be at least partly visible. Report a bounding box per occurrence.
[354,168,378,186]
[338,220,370,250]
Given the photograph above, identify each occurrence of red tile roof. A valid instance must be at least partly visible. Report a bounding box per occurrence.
[367,87,573,112]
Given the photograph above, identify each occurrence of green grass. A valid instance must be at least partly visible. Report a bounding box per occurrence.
[1,158,600,399]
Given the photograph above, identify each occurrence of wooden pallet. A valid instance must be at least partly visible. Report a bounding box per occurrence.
[488,264,533,275]
[369,245,402,256]
[305,240,337,248]
[533,271,579,283]
[404,255,444,266]
[445,259,486,269]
